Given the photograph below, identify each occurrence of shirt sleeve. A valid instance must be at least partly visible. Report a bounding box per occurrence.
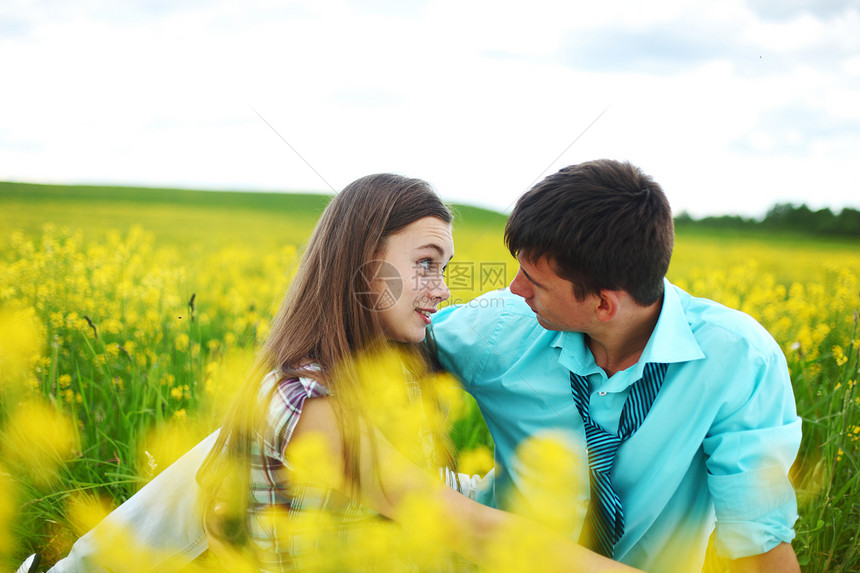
[260,373,329,462]
[702,337,802,559]
[439,467,495,503]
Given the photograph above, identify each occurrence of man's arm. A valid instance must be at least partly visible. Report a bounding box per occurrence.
[703,329,802,565]
[728,542,800,573]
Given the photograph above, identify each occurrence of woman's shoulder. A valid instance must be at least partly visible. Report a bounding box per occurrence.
[262,365,329,404]
[258,366,331,458]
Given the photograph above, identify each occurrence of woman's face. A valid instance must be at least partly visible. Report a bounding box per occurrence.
[373,216,454,343]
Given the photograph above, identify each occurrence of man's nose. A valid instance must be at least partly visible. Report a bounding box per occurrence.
[509,267,530,298]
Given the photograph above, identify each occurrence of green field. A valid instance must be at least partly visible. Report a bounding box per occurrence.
[1,182,859,571]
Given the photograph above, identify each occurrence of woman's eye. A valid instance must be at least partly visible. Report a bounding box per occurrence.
[418,259,433,271]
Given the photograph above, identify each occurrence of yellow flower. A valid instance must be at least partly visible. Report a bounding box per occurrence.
[58,374,72,389]
[394,491,456,567]
[0,307,44,393]
[287,432,340,489]
[66,492,114,537]
[433,371,467,421]
[832,345,846,365]
[138,418,205,482]
[49,311,65,329]
[0,473,17,555]
[458,445,494,477]
[504,432,584,536]
[0,400,78,486]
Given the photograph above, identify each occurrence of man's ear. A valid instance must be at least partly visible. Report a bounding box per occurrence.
[594,290,620,322]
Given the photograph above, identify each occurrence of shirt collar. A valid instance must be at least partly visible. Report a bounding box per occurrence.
[639,278,705,367]
[554,278,705,380]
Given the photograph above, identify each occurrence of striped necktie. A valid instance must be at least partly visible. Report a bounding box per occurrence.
[569,362,668,557]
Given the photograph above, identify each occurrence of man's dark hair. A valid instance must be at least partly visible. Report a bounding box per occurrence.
[505,159,673,306]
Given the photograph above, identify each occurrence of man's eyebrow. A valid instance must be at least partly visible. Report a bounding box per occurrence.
[519,265,544,288]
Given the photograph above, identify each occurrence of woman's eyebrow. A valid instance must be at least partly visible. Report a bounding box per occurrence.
[416,243,454,265]
[416,243,445,256]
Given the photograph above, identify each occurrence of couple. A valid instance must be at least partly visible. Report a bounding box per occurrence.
[29,160,801,572]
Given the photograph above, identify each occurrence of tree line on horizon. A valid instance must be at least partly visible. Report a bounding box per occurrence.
[675,203,860,237]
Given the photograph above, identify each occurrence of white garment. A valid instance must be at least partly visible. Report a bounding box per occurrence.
[48,431,218,573]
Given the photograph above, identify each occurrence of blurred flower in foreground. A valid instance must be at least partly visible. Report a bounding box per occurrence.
[0,471,16,560]
[66,492,114,538]
[0,400,78,487]
[286,432,341,489]
[85,522,191,573]
[504,432,584,536]
[0,307,43,396]
[346,346,453,471]
[138,419,209,482]
[394,491,457,568]
[458,444,494,477]
[201,348,257,423]
[433,371,467,421]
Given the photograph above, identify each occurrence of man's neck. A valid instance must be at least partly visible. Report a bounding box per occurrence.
[586,299,663,378]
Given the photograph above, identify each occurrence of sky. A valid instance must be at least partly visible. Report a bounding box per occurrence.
[1,0,859,218]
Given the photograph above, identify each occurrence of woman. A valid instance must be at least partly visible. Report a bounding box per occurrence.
[196,172,459,570]
[23,173,641,573]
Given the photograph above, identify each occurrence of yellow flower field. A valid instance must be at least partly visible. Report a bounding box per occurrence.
[1,185,859,571]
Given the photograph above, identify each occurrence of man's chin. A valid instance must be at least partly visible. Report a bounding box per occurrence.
[534,314,560,331]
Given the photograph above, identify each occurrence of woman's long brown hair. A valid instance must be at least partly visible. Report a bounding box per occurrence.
[197,173,453,546]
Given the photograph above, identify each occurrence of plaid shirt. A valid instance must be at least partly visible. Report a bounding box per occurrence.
[247,369,474,572]
[247,370,378,571]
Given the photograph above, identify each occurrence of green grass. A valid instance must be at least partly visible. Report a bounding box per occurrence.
[0,182,331,252]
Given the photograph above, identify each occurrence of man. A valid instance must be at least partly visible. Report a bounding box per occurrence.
[28,160,800,572]
[431,160,801,571]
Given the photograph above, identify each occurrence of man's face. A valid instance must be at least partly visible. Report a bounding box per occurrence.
[509,255,599,333]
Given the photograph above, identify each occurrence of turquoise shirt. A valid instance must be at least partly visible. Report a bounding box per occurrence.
[432,279,801,571]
